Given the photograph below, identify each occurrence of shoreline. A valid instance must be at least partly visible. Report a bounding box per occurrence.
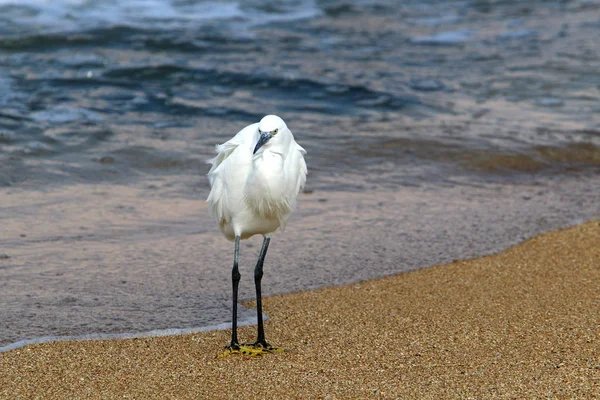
[0,318,258,354]
[2,219,599,398]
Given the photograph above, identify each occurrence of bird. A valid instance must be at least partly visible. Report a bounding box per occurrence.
[207,115,307,357]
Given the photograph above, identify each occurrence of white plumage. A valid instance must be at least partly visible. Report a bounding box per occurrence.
[206,115,307,355]
[207,115,307,241]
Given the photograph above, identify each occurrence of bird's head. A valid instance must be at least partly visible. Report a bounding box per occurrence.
[254,115,287,154]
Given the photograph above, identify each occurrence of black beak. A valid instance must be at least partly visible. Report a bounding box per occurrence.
[253,131,273,154]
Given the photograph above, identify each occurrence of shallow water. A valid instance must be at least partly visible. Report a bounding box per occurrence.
[1,0,599,350]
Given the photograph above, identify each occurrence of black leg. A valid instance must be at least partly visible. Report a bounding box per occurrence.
[254,236,271,346]
[230,235,241,348]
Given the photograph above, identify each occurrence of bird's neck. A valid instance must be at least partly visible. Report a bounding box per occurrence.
[246,150,290,220]
[251,149,283,192]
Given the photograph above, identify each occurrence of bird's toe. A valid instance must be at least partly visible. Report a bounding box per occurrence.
[216,344,265,358]
[245,341,286,354]
[216,342,286,358]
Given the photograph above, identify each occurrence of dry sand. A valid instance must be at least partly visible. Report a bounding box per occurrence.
[1,220,599,399]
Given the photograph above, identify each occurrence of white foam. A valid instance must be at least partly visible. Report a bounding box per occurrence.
[0,0,321,32]
[411,29,473,45]
[0,315,263,353]
[31,105,103,123]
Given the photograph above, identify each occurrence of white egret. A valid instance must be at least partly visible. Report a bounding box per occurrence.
[207,115,307,357]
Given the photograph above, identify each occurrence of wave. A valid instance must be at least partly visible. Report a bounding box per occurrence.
[103,65,436,116]
[0,0,321,34]
[0,315,261,353]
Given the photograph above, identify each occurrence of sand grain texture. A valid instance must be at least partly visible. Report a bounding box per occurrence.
[1,220,599,399]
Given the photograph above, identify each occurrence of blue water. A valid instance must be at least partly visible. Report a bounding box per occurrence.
[1,0,599,351]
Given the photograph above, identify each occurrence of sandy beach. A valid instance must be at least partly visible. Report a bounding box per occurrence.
[1,219,599,399]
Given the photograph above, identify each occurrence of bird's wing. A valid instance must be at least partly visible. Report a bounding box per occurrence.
[206,123,257,223]
[293,143,307,195]
[283,139,307,207]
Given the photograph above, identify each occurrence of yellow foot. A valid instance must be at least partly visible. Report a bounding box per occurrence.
[217,345,263,358]
[216,343,286,358]
[245,342,286,354]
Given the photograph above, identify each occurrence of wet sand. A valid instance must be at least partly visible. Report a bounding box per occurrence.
[1,220,599,399]
[4,175,600,348]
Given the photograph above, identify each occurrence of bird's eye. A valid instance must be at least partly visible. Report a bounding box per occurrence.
[273,129,279,135]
